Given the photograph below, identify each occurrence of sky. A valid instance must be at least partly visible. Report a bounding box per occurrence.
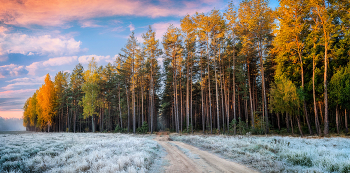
[0,0,279,119]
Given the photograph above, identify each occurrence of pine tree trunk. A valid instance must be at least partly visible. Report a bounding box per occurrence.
[297,115,303,137]
[142,78,144,125]
[245,99,248,126]
[313,54,321,135]
[232,45,236,135]
[277,113,280,130]
[248,63,254,128]
[180,78,183,133]
[259,41,268,134]
[214,45,220,131]
[201,59,205,134]
[297,43,313,135]
[207,41,213,134]
[319,102,324,124]
[190,66,193,133]
[186,54,190,131]
[132,76,136,134]
[345,109,348,134]
[324,32,329,135]
[67,104,69,132]
[286,113,290,133]
[59,108,62,132]
[336,104,339,134]
[109,104,111,131]
[150,57,154,134]
[74,100,76,133]
[290,115,294,135]
[118,84,123,129]
[100,107,102,132]
[125,84,130,132]
[219,49,225,133]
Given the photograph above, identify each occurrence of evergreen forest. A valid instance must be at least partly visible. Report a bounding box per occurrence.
[22,0,350,136]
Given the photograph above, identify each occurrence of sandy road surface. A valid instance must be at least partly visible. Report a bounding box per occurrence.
[154,133,259,173]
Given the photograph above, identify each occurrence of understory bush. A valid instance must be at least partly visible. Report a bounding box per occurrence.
[137,122,149,134]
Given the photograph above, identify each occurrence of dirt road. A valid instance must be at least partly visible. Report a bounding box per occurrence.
[154,133,259,173]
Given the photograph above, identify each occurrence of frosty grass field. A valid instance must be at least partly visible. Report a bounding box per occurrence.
[1,133,350,173]
[171,135,350,173]
[0,133,162,173]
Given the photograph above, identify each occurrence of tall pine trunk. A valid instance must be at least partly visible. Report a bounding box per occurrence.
[232,44,236,135]
[248,63,254,128]
[297,115,303,137]
[186,54,190,131]
[201,56,205,134]
[313,53,321,135]
[323,28,329,135]
[132,61,136,133]
[298,48,313,135]
[336,104,339,134]
[214,44,220,131]
[345,109,348,134]
[206,40,213,134]
[259,41,268,134]
[126,84,130,132]
[118,84,123,129]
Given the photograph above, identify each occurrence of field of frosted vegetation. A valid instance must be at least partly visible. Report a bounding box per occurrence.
[171,135,350,173]
[0,133,162,173]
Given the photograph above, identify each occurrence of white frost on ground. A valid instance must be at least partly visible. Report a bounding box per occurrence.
[170,135,350,173]
[0,133,161,173]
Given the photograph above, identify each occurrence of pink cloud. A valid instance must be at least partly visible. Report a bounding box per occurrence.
[0,89,36,115]
[79,20,103,28]
[0,111,24,119]
[0,89,36,98]
[0,0,224,27]
[152,21,181,40]
[128,23,135,31]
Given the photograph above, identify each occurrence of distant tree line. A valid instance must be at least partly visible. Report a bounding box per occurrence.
[23,0,350,136]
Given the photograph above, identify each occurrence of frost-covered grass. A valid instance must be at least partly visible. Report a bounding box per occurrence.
[0,133,161,173]
[170,135,350,173]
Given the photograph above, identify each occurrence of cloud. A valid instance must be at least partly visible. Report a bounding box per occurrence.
[0,0,223,27]
[0,64,28,78]
[2,76,45,90]
[25,62,42,76]
[111,26,125,32]
[0,26,8,34]
[0,29,83,58]
[78,55,113,64]
[26,56,77,75]
[0,89,36,98]
[79,20,103,28]
[25,54,113,75]
[0,89,37,112]
[152,21,181,40]
[0,110,24,119]
[42,56,78,66]
[128,23,135,31]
